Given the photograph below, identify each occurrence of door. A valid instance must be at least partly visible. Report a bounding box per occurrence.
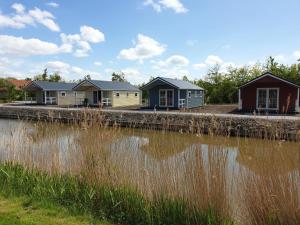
[93,91,98,104]
[159,89,174,107]
[257,88,279,110]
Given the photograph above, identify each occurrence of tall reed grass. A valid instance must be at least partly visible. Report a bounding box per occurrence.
[0,117,299,225]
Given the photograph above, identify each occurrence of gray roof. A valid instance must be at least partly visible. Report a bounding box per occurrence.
[74,79,140,91]
[141,77,203,90]
[25,81,76,91]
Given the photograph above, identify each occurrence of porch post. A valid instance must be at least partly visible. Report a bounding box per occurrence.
[44,91,47,105]
[24,91,27,104]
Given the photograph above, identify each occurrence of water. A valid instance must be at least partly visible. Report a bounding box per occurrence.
[0,119,299,224]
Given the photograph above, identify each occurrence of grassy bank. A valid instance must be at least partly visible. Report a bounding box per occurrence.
[0,163,232,225]
[0,195,112,225]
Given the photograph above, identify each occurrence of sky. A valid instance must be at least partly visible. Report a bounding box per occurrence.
[0,0,300,84]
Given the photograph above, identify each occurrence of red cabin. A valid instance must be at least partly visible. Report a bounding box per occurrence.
[238,72,300,113]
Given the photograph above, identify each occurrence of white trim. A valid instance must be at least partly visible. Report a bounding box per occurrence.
[256,88,279,110]
[240,73,300,88]
[159,89,174,107]
[296,88,300,113]
[142,77,178,90]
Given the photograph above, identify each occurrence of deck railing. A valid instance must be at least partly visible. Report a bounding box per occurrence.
[45,97,57,105]
[179,99,186,108]
[102,98,111,106]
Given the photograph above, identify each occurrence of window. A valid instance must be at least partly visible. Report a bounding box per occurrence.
[188,91,192,98]
[126,92,129,97]
[257,88,279,110]
[61,92,66,97]
[159,89,174,107]
[74,91,77,97]
[116,92,120,97]
[135,92,138,97]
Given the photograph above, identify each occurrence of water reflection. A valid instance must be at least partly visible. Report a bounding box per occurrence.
[0,119,299,223]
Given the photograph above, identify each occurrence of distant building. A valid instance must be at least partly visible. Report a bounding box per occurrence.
[23,81,84,105]
[238,72,300,113]
[0,79,30,101]
[140,77,204,109]
[73,79,141,107]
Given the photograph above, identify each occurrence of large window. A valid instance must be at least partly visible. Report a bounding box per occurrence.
[159,89,174,107]
[257,88,279,110]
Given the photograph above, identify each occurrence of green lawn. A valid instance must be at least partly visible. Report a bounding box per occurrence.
[0,195,112,225]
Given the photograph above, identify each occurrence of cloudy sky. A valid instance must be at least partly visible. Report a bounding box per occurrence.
[0,0,300,84]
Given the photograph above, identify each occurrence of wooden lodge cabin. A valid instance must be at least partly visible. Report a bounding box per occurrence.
[238,72,300,113]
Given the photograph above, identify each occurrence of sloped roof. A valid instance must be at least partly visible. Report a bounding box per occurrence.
[239,72,300,88]
[141,77,203,90]
[24,81,76,91]
[7,79,30,90]
[73,79,140,91]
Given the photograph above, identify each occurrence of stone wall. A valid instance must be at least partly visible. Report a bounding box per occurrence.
[0,105,299,141]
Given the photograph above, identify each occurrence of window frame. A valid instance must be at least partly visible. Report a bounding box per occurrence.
[159,89,174,107]
[256,88,279,110]
[61,91,66,97]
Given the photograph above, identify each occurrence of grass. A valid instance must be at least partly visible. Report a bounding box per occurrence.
[0,163,231,225]
[0,195,111,225]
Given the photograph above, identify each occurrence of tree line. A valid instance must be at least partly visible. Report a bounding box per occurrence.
[192,57,300,104]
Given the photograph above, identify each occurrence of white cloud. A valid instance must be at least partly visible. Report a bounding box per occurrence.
[193,63,206,70]
[156,55,189,67]
[144,0,161,12]
[94,61,102,66]
[45,61,102,80]
[80,26,105,43]
[205,55,223,65]
[293,51,300,60]
[166,55,189,66]
[219,62,236,73]
[274,54,286,63]
[159,0,188,13]
[60,26,105,57]
[46,2,59,8]
[144,0,188,13]
[0,35,71,56]
[0,3,60,32]
[121,68,146,84]
[11,3,25,14]
[119,34,166,61]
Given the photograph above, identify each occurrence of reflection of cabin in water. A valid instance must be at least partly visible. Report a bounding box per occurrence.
[236,143,300,175]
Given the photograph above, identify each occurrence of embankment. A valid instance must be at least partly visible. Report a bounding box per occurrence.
[0,105,299,141]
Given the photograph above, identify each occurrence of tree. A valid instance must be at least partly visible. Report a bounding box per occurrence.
[49,72,62,82]
[84,74,91,80]
[112,72,126,82]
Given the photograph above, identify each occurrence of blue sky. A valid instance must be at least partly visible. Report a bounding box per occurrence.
[0,0,300,84]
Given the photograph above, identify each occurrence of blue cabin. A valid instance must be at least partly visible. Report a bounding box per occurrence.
[141,77,204,109]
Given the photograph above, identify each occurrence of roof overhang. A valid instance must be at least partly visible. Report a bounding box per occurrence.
[239,72,300,89]
[140,77,179,90]
[23,81,43,91]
